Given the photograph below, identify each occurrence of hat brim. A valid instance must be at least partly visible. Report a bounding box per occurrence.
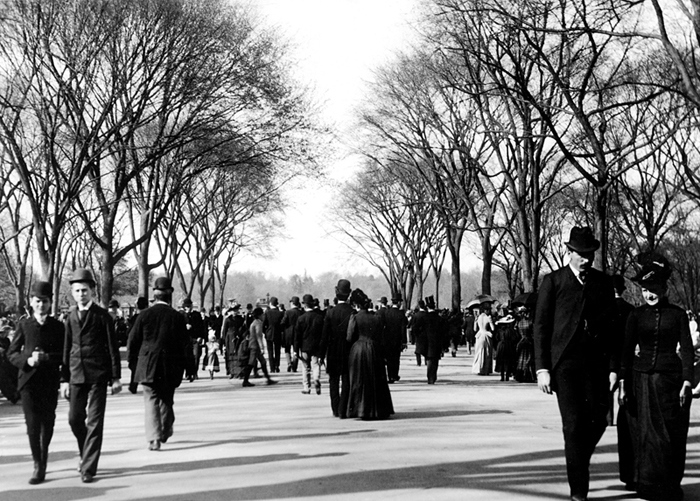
[565,241,600,253]
[69,279,95,286]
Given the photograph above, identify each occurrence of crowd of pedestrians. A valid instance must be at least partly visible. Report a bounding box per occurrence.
[1,226,699,501]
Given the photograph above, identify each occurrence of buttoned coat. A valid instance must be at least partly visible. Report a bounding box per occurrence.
[534,266,617,372]
[63,303,121,384]
[9,316,64,391]
[127,303,193,389]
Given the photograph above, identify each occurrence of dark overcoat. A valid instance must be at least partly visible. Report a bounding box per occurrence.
[127,303,193,389]
[321,302,354,375]
[412,310,429,355]
[295,309,324,356]
[263,307,285,343]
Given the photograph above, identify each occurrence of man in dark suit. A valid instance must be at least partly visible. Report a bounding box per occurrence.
[411,300,428,366]
[414,296,444,384]
[295,294,325,395]
[281,296,302,372]
[8,281,64,484]
[61,268,122,483]
[534,227,618,501]
[263,297,284,373]
[321,279,354,417]
[381,293,408,383]
[182,297,205,381]
[127,277,193,451]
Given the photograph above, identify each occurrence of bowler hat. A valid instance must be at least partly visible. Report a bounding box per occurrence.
[269,296,278,306]
[153,276,174,292]
[182,297,193,307]
[69,268,95,286]
[335,279,352,296]
[290,296,300,306]
[108,299,120,309]
[565,226,600,254]
[136,297,148,309]
[302,294,314,306]
[379,296,388,305]
[30,281,52,300]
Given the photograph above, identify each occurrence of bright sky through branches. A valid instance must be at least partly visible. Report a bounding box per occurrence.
[236,0,420,278]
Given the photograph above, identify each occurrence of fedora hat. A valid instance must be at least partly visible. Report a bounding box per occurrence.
[153,276,174,292]
[565,226,600,254]
[335,279,352,296]
[69,268,95,286]
[30,281,52,300]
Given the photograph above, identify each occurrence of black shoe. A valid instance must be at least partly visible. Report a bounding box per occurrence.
[287,365,292,372]
[81,472,94,483]
[161,428,173,443]
[242,381,255,387]
[301,389,311,394]
[266,379,278,385]
[28,462,45,485]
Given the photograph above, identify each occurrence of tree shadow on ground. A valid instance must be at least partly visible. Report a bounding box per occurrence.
[35,442,694,501]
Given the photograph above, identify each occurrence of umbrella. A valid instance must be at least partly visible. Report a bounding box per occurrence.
[512,292,538,308]
[465,299,481,309]
[466,294,496,309]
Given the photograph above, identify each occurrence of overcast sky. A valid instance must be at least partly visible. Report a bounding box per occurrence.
[233,0,421,278]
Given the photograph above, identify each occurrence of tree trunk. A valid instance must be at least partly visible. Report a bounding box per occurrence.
[481,238,493,295]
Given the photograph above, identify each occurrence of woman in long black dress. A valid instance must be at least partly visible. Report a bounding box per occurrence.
[345,288,394,420]
[619,253,694,501]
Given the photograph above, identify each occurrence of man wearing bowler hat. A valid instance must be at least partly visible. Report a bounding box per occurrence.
[61,268,122,483]
[534,226,618,501]
[127,277,193,450]
[8,281,64,484]
[181,297,205,381]
[320,279,355,417]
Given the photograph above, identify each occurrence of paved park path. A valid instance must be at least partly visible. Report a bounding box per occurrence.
[1,348,699,500]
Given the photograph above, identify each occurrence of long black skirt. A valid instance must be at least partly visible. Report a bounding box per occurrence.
[346,337,394,420]
[626,371,690,500]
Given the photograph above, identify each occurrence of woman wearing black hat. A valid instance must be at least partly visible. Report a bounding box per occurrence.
[345,288,394,420]
[618,253,694,501]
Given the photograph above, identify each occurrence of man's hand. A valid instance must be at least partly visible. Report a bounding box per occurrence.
[618,381,627,407]
[609,371,618,392]
[537,370,552,394]
[680,381,692,407]
[60,382,70,400]
[111,379,122,395]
